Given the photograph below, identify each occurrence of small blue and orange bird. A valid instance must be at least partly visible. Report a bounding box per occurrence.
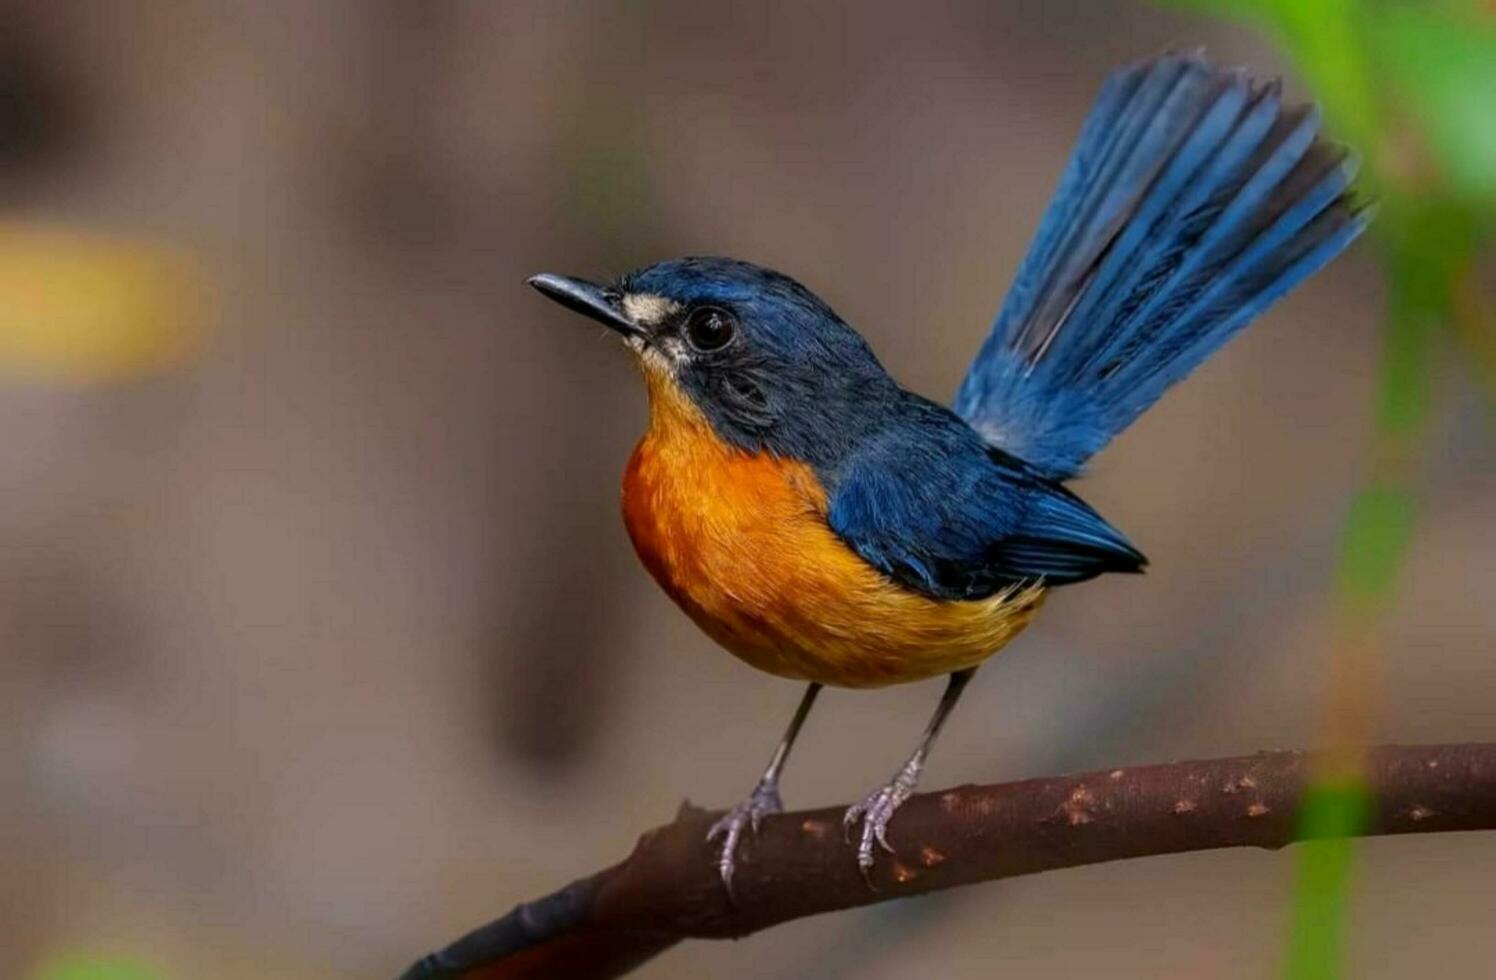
[528,53,1368,888]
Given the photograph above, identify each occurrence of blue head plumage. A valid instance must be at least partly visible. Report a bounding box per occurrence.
[616,257,903,468]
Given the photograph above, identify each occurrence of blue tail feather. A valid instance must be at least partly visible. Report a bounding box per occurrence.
[954,52,1369,480]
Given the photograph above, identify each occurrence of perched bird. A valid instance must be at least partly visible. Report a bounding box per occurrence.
[527,52,1368,889]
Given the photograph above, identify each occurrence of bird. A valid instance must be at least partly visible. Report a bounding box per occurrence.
[526,52,1369,891]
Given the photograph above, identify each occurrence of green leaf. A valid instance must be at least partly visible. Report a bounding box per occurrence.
[1368,6,1496,211]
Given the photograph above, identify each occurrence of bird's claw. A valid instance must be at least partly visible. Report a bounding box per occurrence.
[707,781,783,898]
[843,762,921,884]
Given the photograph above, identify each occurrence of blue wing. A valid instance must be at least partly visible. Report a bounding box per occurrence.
[827,398,1145,600]
[953,52,1370,479]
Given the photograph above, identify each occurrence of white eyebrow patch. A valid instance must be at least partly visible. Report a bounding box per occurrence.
[622,293,680,325]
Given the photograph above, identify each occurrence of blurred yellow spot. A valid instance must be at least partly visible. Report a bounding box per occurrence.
[0,223,206,382]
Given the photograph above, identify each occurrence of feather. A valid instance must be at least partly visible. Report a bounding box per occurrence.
[828,404,1145,599]
[953,52,1370,479]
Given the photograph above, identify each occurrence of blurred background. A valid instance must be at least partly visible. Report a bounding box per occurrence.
[1,2,1490,979]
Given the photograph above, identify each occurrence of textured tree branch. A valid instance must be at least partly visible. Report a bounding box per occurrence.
[399,743,1496,980]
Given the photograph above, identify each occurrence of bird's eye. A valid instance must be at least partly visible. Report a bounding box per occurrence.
[684,306,736,352]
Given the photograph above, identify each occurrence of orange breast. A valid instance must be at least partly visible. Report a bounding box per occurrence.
[620,367,1045,688]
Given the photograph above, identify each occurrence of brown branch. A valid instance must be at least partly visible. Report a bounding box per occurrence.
[398,743,1496,980]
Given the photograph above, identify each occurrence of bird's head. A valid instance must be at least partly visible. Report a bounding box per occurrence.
[528,257,897,463]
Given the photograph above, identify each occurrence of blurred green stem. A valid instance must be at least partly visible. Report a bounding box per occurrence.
[1283,247,1436,980]
[1190,5,1492,976]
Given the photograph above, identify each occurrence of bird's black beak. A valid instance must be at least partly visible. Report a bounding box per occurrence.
[526,273,643,338]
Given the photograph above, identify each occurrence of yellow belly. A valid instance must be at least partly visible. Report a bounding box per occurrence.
[620,369,1045,688]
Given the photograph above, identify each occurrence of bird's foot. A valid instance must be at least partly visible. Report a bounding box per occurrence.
[843,754,924,885]
[707,779,783,898]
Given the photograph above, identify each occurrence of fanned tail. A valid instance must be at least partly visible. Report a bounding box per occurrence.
[954,52,1371,480]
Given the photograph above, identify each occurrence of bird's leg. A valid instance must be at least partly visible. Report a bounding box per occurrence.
[844,668,975,882]
[707,682,822,897]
